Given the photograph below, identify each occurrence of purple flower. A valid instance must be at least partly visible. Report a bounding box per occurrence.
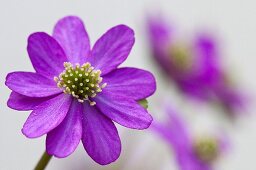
[5,16,156,165]
[152,106,229,170]
[147,16,246,115]
[146,17,217,100]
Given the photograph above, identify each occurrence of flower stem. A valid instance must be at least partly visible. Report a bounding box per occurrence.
[34,151,52,170]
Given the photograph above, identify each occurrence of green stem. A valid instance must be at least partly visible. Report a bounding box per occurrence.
[34,151,52,170]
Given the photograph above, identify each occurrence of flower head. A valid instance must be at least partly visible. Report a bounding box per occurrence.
[151,106,229,170]
[147,16,247,116]
[5,16,156,165]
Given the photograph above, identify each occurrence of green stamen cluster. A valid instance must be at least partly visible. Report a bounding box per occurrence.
[193,137,219,163]
[54,62,107,106]
[169,44,192,70]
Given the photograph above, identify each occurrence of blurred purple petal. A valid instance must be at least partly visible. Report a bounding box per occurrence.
[194,34,221,86]
[147,16,172,46]
[53,16,90,64]
[215,86,247,116]
[81,103,121,165]
[151,106,192,155]
[177,152,212,170]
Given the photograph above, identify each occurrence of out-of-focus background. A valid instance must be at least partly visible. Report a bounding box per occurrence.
[0,0,255,169]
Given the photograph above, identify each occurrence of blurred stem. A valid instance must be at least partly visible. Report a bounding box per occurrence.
[34,151,52,170]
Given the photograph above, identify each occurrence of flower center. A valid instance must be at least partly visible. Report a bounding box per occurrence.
[54,62,107,106]
[193,137,219,163]
[168,44,193,71]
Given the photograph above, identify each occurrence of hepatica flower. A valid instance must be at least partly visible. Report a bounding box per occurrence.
[5,16,156,165]
[147,16,246,116]
[146,17,214,100]
[152,107,228,170]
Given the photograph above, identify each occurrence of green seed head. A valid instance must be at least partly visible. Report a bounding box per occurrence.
[168,44,193,71]
[54,62,107,106]
[193,137,219,163]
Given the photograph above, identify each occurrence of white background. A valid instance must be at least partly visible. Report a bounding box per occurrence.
[0,0,256,169]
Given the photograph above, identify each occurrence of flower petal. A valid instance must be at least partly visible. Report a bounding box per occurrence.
[7,92,56,111]
[27,32,67,78]
[88,25,135,75]
[5,72,61,97]
[95,89,153,129]
[103,67,156,100]
[22,93,72,138]
[81,103,121,165]
[147,16,172,46]
[46,100,82,158]
[53,16,90,64]
[147,17,174,74]
[152,106,192,153]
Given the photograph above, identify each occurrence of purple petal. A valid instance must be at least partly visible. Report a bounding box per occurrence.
[165,106,191,145]
[88,25,135,75]
[215,86,247,116]
[195,34,217,62]
[5,72,61,97]
[217,133,231,154]
[81,103,121,165]
[147,17,176,79]
[151,106,192,155]
[22,93,72,138]
[103,67,156,100]
[7,92,56,111]
[178,154,212,170]
[46,100,82,158]
[94,89,153,129]
[27,32,67,78]
[53,16,90,64]
[147,16,173,46]
[194,34,221,85]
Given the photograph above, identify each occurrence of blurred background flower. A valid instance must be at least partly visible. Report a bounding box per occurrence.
[151,105,229,170]
[147,15,248,118]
